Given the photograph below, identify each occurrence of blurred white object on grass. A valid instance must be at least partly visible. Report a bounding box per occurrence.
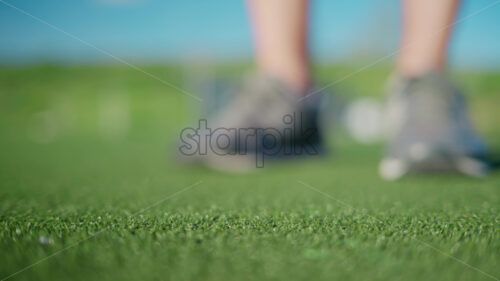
[344,98,384,144]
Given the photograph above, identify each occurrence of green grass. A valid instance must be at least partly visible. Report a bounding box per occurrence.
[0,65,499,281]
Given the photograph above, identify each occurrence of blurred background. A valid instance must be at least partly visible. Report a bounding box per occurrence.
[0,0,499,146]
[1,0,500,68]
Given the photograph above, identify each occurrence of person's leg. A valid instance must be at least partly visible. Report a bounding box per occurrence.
[247,0,310,92]
[397,0,460,76]
[180,0,322,171]
[380,0,489,180]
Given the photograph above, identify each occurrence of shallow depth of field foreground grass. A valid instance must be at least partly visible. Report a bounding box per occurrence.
[0,65,499,281]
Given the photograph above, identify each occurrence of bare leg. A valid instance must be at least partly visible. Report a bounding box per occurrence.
[247,0,310,92]
[397,0,460,76]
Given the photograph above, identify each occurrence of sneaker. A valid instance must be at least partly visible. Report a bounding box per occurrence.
[177,74,325,172]
[379,72,490,180]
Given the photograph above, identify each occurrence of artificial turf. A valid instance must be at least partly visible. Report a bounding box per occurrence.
[0,65,499,281]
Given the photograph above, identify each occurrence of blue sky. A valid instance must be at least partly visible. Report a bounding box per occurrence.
[0,0,499,69]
